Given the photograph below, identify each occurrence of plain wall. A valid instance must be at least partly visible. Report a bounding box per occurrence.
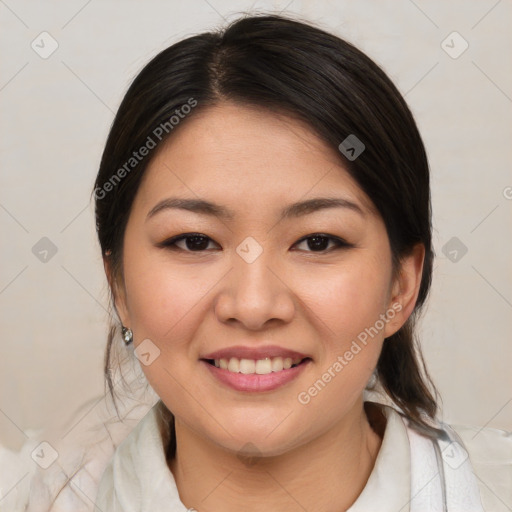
[1,0,511,451]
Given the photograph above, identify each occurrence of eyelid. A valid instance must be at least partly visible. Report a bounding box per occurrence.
[156,233,219,251]
[293,233,352,248]
[157,232,353,253]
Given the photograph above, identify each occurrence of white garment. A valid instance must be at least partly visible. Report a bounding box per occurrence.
[1,398,510,511]
[93,401,512,512]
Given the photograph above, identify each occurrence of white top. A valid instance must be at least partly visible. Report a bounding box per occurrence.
[1,399,510,511]
[94,401,512,512]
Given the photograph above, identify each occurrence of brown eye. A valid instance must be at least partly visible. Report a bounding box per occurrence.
[159,233,219,252]
[158,232,352,254]
[293,234,351,253]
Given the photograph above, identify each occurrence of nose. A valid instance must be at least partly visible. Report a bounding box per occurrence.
[214,248,295,330]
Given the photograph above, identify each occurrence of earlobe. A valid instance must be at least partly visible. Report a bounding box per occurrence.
[383,243,425,338]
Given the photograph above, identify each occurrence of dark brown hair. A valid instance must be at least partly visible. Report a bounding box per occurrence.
[92,13,445,455]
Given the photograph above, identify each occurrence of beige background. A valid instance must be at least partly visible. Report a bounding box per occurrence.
[1,0,511,452]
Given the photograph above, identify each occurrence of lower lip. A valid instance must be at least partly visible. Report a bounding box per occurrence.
[201,359,311,392]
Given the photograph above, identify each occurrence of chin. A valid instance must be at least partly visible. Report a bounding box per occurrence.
[210,423,304,459]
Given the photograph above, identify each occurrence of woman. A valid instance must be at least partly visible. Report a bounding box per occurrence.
[18,12,510,512]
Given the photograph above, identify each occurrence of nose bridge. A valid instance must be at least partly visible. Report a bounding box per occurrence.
[236,243,276,294]
[215,236,294,329]
[233,236,281,305]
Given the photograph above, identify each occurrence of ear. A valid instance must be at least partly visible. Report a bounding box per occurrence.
[383,243,425,338]
[103,254,131,327]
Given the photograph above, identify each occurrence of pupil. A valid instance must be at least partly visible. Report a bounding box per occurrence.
[308,236,328,251]
[186,235,209,251]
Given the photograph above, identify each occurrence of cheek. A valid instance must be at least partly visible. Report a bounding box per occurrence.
[121,249,215,409]
[301,258,391,344]
[122,245,215,342]
[295,254,391,398]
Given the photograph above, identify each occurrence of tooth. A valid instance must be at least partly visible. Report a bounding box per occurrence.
[271,357,284,372]
[239,359,256,374]
[217,356,305,374]
[255,358,272,374]
[228,357,240,373]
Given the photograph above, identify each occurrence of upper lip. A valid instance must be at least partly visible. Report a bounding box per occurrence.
[201,345,311,361]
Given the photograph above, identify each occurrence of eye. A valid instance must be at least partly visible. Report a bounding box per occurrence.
[292,234,352,253]
[158,233,220,252]
[159,232,351,254]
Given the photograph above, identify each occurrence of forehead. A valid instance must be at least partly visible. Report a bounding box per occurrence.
[135,102,375,217]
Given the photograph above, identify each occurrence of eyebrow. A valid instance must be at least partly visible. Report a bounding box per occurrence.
[146,196,365,222]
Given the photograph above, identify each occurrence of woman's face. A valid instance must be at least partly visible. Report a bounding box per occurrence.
[112,102,418,456]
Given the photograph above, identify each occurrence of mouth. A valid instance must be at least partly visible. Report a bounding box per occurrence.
[200,356,313,392]
[201,356,312,374]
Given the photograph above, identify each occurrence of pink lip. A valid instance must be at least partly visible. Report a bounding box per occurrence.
[202,358,311,392]
[201,345,310,361]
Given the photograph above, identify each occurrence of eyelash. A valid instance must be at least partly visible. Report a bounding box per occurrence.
[158,232,353,254]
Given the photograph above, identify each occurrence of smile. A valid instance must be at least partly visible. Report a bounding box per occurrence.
[201,357,312,392]
[209,356,305,374]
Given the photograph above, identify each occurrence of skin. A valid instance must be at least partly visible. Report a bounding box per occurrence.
[107,102,425,511]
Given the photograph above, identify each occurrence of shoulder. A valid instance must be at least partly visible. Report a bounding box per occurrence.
[368,397,512,511]
[450,423,512,512]
[0,395,155,512]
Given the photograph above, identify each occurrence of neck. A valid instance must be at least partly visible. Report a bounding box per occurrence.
[168,399,385,512]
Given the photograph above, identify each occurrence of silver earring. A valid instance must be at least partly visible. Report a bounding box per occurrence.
[366,370,378,390]
[122,326,133,345]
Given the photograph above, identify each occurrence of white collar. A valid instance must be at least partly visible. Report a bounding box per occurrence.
[347,401,411,511]
[95,400,483,511]
[95,400,188,511]
[96,401,413,511]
